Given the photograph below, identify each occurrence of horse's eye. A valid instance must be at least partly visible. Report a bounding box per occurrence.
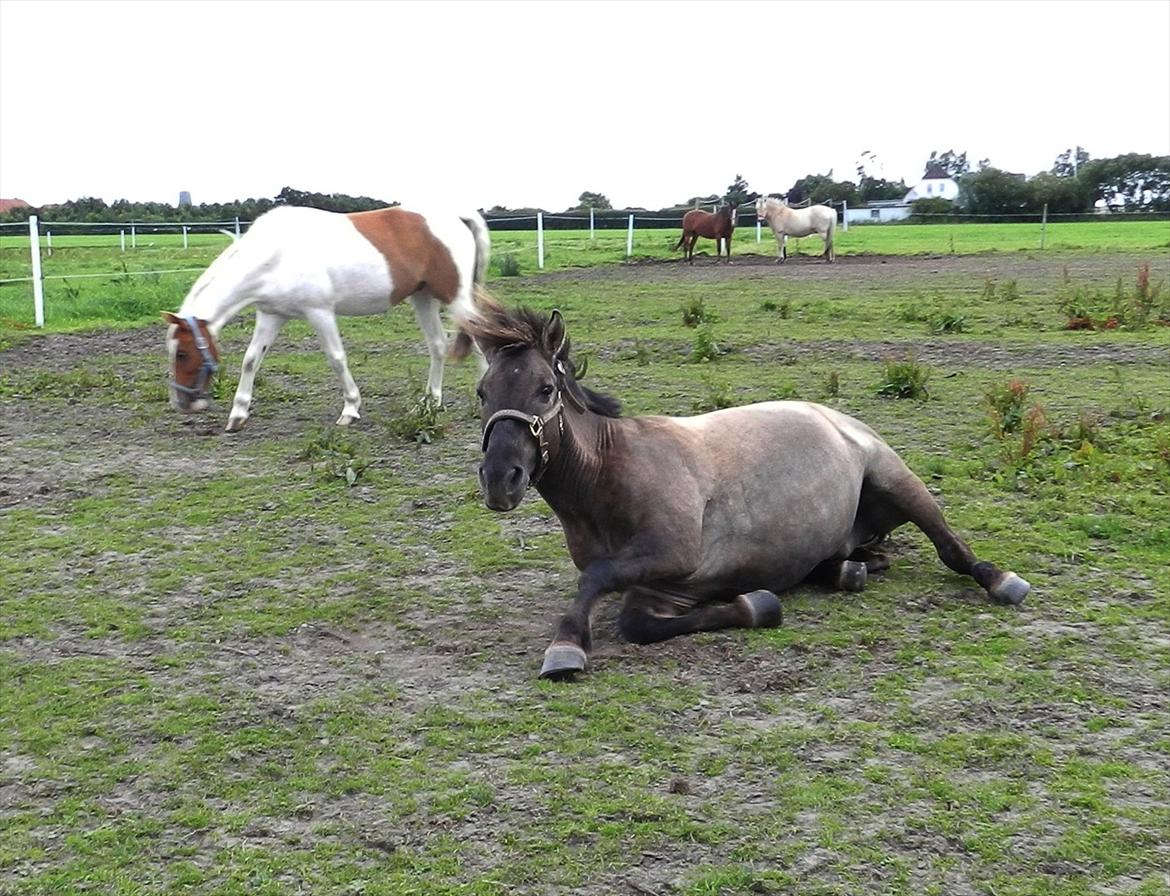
[475,388,485,403]
[539,384,555,399]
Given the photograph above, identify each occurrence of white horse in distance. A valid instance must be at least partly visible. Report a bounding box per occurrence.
[756,196,836,263]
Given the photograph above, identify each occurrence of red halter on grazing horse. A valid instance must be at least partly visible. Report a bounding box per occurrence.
[675,202,737,264]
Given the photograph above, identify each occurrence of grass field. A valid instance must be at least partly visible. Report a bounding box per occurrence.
[1,231,1169,894]
[1,219,1168,337]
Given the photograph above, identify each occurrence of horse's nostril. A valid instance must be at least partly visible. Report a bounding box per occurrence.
[507,466,524,489]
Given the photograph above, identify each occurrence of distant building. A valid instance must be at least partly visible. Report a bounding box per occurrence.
[0,198,31,215]
[179,191,192,207]
[903,163,960,203]
[845,199,910,225]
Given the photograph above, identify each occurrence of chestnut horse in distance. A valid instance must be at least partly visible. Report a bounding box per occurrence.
[675,202,737,264]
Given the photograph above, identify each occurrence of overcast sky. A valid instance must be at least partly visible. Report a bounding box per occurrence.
[2,0,1168,212]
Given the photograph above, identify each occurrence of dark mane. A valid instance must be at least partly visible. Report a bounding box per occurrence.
[467,298,621,418]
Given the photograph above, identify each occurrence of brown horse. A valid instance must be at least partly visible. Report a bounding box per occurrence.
[675,203,737,264]
[470,304,1031,679]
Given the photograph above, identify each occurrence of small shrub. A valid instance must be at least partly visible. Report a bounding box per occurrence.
[387,396,446,444]
[631,339,651,367]
[681,296,716,328]
[692,375,734,412]
[297,427,371,486]
[876,357,930,400]
[498,254,521,277]
[930,311,966,334]
[824,370,841,398]
[761,299,791,318]
[691,323,722,363]
[986,378,1031,438]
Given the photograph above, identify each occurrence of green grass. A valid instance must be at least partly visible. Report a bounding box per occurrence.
[2,240,1168,894]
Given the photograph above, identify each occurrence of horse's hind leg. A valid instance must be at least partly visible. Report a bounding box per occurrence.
[410,292,448,405]
[617,587,782,645]
[226,310,285,432]
[303,307,363,425]
[861,464,1030,605]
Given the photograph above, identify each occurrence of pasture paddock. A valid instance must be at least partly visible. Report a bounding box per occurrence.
[1,249,1168,894]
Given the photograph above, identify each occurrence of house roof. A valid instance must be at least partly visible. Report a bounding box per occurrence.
[922,163,951,180]
[0,198,31,214]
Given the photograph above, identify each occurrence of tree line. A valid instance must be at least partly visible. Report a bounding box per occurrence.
[3,151,1166,227]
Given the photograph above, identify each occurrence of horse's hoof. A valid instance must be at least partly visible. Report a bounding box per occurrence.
[836,560,867,592]
[539,643,587,680]
[991,572,1030,606]
[336,413,359,426]
[225,417,246,433]
[739,591,782,629]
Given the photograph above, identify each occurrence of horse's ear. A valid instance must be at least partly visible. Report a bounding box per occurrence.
[546,309,569,360]
[161,311,184,327]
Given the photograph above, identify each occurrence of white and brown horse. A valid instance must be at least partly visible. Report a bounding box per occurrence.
[164,205,490,431]
[756,196,836,262]
[470,304,1030,679]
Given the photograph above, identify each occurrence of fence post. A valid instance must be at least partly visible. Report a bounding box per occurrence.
[1040,203,1047,250]
[756,216,761,243]
[842,200,849,232]
[537,211,544,270]
[234,217,241,238]
[182,225,189,250]
[28,215,44,328]
[590,207,595,240]
[626,214,634,258]
[46,231,52,256]
[131,224,137,249]
[120,230,126,252]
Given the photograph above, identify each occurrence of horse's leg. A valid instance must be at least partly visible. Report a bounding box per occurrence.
[859,462,1030,605]
[225,310,285,433]
[409,292,448,405]
[805,549,892,592]
[617,587,782,645]
[302,307,363,426]
[777,233,787,264]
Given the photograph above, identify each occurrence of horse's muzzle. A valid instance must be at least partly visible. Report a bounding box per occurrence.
[478,461,528,511]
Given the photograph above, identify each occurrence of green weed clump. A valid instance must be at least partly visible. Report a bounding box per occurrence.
[986,378,1032,438]
[497,254,521,277]
[691,323,722,363]
[387,396,446,445]
[297,427,371,486]
[876,357,930,399]
[681,296,716,328]
[1057,262,1168,329]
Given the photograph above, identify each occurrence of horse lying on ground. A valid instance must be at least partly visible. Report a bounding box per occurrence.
[756,196,836,262]
[470,303,1030,679]
[675,203,737,264]
[164,204,490,431]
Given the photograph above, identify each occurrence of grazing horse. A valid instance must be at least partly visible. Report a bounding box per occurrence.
[470,304,1030,679]
[756,196,836,262]
[675,203,737,264]
[164,204,490,432]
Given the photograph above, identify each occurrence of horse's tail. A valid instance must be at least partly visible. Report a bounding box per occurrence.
[824,209,836,260]
[449,211,492,361]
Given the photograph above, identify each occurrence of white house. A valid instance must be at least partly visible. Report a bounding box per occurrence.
[903,163,960,202]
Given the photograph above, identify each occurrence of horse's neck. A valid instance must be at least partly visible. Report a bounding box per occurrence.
[178,243,265,334]
[537,410,617,513]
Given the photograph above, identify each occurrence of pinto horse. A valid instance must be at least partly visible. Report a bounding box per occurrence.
[470,304,1030,679]
[675,203,737,264]
[164,205,490,432]
[756,196,836,262]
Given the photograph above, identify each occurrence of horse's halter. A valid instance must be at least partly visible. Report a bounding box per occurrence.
[170,316,219,401]
[481,395,564,486]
